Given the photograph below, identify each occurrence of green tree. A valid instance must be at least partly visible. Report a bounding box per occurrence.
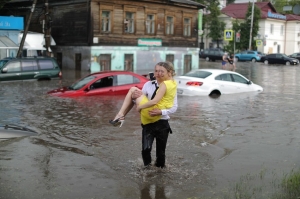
[205,0,226,48]
[272,0,300,14]
[224,19,241,54]
[239,3,261,50]
[226,0,235,5]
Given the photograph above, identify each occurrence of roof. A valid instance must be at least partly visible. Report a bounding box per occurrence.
[286,14,300,21]
[170,0,205,7]
[221,2,276,19]
[0,36,18,49]
[5,0,205,8]
[222,2,300,22]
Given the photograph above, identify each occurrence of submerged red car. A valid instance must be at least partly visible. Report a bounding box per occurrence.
[47,71,149,97]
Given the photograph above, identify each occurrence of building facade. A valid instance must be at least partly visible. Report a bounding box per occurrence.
[2,0,205,75]
[203,2,300,55]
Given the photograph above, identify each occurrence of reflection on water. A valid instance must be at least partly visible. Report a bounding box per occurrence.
[1,62,300,198]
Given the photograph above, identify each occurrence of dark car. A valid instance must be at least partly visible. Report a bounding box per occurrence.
[199,48,225,61]
[288,52,300,60]
[234,50,263,62]
[260,53,299,65]
[0,57,15,68]
[0,124,38,140]
[0,56,62,81]
[48,71,149,97]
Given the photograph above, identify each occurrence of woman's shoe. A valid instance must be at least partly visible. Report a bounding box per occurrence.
[109,116,125,127]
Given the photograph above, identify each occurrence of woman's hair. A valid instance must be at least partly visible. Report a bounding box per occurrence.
[156,61,176,76]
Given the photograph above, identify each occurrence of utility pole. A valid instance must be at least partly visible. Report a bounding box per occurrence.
[249,0,255,50]
[44,0,51,57]
[17,0,37,58]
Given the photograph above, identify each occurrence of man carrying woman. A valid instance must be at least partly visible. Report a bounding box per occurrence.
[110,61,177,168]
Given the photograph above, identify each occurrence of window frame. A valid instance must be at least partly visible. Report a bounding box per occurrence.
[100,4,114,34]
[280,25,284,36]
[123,6,137,34]
[183,17,191,37]
[183,12,193,37]
[270,24,274,34]
[101,10,112,33]
[165,15,174,35]
[145,14,156,35]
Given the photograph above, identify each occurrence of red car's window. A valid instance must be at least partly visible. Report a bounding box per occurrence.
[115,74,140,86]
[70,75,96,90]
[90,76,113,89]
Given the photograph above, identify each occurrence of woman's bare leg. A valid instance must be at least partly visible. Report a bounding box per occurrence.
[113,87,143,120]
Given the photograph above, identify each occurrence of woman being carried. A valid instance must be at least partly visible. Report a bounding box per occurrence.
[110,62,177,127]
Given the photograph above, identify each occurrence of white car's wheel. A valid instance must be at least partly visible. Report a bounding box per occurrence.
[286,61,290,66]
[205,57,210,61]
[251,58,256,62]
[264,60,268,65]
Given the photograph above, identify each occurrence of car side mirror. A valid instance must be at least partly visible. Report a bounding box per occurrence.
[247,81,252,85]
[1,67,7,73]
[84,87,90,92]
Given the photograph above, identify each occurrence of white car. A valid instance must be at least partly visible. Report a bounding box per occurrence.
[174,69,263,96]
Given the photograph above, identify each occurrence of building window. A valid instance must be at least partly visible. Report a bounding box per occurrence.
[183,18,191,36]
[166,54,174,65]
[100,54,111,71]
[124,54,133,71]
[184,55,191,74]
[146,14,155,34]
[280,25,284,35]
[166,16,174,35]
[125,12,135,33]
[101,11,111,32]
[270,24,273,34]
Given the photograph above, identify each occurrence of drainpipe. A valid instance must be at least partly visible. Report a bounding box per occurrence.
[17,0,38,58]
[284,20,287,54]
[44,0,51,57]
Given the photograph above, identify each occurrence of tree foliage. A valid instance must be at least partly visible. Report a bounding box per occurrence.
[240,3,261,50]
[271,0,300,14]
[207,0,226,48]
[197,0,226,48]
[226,0,235,5]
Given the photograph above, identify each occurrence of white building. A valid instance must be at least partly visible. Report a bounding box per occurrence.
[204,2,300,55]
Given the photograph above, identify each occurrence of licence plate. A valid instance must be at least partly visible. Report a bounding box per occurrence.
[177,89,183,94]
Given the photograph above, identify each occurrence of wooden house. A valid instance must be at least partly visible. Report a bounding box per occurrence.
[2,0,205,75]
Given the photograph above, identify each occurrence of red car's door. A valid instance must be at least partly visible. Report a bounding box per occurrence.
[84,75,115,96]
[111,74,144,95]
[75,73,146,96]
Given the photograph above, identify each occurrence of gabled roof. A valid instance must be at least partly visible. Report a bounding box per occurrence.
[221,2,277,20]
[170,0,205,7]
[286,14,300,21]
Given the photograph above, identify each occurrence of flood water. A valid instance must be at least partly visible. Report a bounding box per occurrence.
[0,60,300,199]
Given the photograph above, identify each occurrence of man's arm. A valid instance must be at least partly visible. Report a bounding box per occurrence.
[148,93,177,116]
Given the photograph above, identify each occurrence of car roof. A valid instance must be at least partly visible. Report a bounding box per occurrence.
[0,57,15,60]
[184,69,240,76]
[89,70,148,78]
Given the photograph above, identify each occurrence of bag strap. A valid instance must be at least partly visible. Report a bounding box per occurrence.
[151,83,159,100]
